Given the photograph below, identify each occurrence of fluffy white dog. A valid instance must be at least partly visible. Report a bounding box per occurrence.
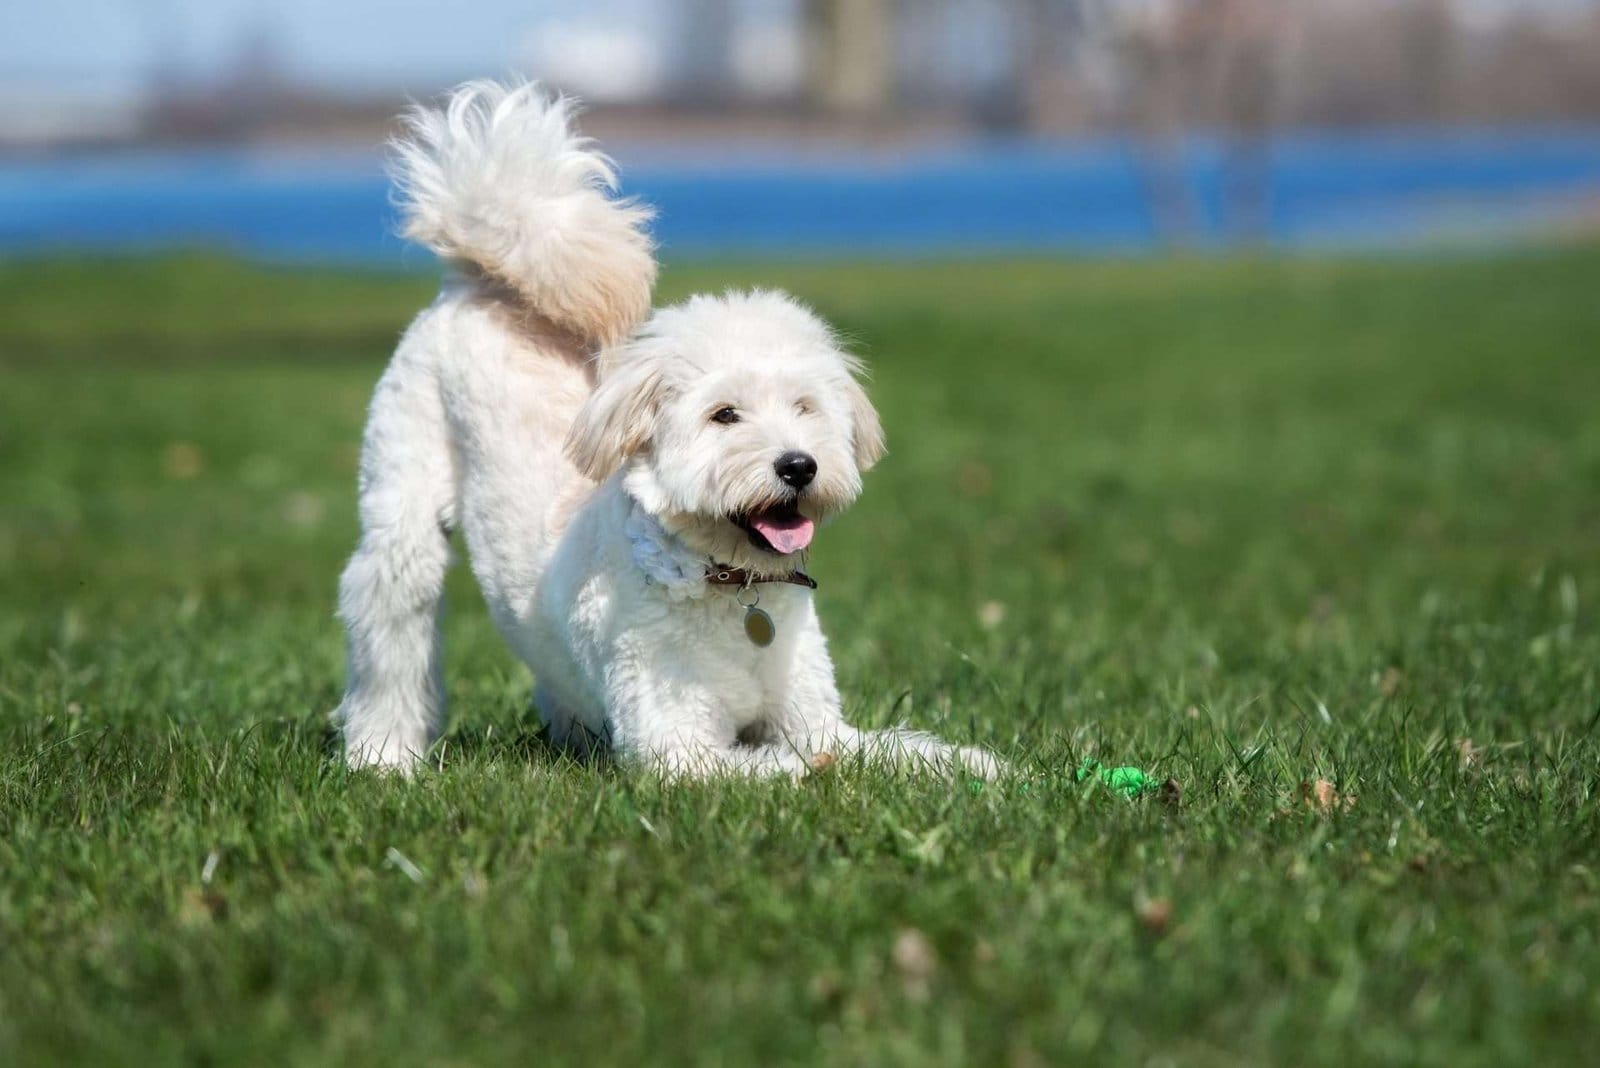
[334,81,998,779]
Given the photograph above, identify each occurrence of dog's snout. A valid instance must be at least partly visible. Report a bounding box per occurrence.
[775,450,818,489]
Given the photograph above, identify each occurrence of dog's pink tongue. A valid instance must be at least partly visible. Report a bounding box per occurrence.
[753,514,815,554]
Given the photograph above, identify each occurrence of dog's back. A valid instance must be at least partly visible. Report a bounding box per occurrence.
[335,82,656,769]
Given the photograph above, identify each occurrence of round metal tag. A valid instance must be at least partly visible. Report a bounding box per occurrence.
[744,606,776,647]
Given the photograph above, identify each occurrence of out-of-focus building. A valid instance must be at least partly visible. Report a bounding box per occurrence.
[0,82,147,147]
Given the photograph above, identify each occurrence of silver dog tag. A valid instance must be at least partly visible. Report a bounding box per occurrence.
[736,583,775,647]
[744,605,776,647]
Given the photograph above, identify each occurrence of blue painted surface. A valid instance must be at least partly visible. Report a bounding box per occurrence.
[2,128,1599,263]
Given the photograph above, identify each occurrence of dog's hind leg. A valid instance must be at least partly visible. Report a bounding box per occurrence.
[334,349,458,772]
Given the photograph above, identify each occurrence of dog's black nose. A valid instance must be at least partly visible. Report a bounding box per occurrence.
[775,450,818,489]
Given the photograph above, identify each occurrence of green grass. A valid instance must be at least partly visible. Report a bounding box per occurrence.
[3,247,1599,1066]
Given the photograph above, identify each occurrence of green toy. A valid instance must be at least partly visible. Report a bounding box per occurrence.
[966,759,1161,798]
[1073,759,1159,797]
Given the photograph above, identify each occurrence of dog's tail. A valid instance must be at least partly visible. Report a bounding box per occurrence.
[390,80,656,347]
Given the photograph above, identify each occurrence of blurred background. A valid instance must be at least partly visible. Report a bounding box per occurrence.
[5,0,1600,261]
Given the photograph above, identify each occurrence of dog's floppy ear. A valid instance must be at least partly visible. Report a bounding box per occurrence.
[565,358,667,481]
[844,376,886,471]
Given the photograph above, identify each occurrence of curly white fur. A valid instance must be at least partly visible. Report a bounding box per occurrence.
[335,81,999,781]
[390,79,655,347]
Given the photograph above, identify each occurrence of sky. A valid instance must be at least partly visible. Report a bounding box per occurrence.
[1,0,690,96]
[3,0,1591,100]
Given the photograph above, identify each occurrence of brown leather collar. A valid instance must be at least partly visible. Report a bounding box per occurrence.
[705,566,818,590]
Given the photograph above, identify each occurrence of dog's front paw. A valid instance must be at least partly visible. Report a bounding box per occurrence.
[955,746,1005,782]
[341,727,430,776]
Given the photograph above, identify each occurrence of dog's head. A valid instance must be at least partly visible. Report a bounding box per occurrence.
[565,290,884,575]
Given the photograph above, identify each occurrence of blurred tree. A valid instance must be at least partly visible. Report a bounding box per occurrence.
[674,0,739,106]
[972,0,1094,134]
[1404,0,1459,123]
[804,0,895,115]
[1209,0,1287,245]
[1018,0,1096,133]
[1107,0,1201,247]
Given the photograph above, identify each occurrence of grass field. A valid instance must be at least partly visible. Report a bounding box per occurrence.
[2,247,1599,1066]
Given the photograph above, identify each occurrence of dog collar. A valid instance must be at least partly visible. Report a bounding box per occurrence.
[705,566,816,648]
[705,567,817,590]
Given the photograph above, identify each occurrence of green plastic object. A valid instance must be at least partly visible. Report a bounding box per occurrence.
[965,759,1159,798]
[1074,759,1158,797]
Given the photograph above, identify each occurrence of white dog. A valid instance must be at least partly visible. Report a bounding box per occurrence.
[334,81,998,779]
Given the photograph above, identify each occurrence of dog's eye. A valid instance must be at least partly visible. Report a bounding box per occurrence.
[794,399,814,416]
[710,406,740,425]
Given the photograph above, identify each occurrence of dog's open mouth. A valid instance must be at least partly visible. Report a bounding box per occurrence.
[735,502,815,555]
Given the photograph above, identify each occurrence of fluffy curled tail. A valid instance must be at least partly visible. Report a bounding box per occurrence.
[390,80,656,347]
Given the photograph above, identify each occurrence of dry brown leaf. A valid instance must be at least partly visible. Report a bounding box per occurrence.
[282,491,326,529]
[1456,738,1482,770]
[1135,896,1173,936]
[1009,1045,1048,1068]
[178,888,227,927]
[1379,666,1404,697]
[892,928,937,1001]
[808,971,843,1008]
[957,460,993,497]
[808,751,837,775]
[1300,778,1355,814]
[163,442,204,480]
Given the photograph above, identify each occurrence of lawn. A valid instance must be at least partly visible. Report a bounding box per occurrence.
[2,247,1598,1066]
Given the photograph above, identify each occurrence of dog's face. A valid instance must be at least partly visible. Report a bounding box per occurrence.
[566,290,885,574]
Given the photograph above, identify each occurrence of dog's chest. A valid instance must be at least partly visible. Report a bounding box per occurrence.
[672,587,806,718]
